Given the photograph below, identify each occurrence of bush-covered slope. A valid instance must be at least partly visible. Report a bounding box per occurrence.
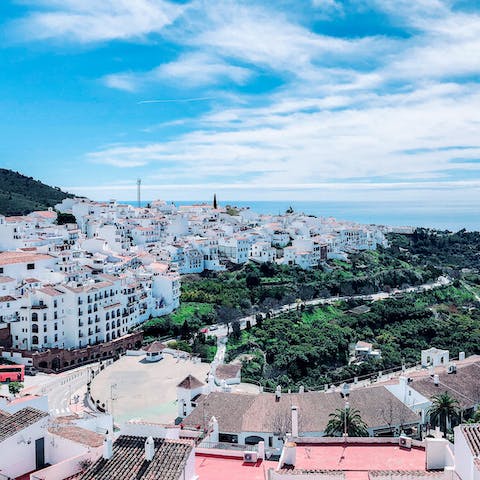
[0,169,74,216]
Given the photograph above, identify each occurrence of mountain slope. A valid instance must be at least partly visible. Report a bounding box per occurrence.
[0,169,75,216]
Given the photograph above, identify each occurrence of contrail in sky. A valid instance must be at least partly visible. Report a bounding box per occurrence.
[138,97,214,104]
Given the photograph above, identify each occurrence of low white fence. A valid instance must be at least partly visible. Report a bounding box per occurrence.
[30,453,90,480]
[292,436,425,448]
[268,470,345,480]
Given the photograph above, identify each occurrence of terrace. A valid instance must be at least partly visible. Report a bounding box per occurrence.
[195,441,428,480]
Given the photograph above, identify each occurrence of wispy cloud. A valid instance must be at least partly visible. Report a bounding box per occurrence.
[8,0,184,43]
[104,52,252,91]
[7,0,480,203]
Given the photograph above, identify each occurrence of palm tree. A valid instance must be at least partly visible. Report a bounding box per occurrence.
[325,406,369,437]
[428,392,460,437]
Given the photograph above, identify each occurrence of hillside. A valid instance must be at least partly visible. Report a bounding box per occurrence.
[0,169,74,216]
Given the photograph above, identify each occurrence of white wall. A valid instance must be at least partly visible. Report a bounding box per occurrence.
[0,395,49,414]
[426,438,455,471]
[46,433,100,466]
[0,419,48,479]
[453,426,474,480]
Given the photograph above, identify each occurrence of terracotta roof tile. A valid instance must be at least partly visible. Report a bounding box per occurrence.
[79,435,193,480]
[183,387,419,434]
[215,364,241,380]
[411,361,480,409]
[0,251,54,266]
[145,341,166,354]
[0,407,48,442]
[461,424,480,457]
[177,375,204,390]
[49,425,104,448]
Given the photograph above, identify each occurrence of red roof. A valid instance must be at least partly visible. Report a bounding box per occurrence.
[0,252,53,266]
[194,443,428,479]
[177,375,204,390]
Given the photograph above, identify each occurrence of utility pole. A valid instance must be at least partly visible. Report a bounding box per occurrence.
[137,179,141,208]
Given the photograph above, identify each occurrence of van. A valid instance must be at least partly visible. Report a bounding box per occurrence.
[25,366,37,376]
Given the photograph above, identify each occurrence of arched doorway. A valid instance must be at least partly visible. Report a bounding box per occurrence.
[244,435,265,445]
[51,357,61,371]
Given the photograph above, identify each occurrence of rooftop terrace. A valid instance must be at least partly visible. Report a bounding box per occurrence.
[195,442,427,480]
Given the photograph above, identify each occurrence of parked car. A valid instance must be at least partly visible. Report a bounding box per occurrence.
[209,325,218,331]
[25,366,37,376]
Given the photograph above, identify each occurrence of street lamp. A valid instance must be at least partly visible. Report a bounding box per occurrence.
[344,401,350,439]
[110,383,118,420]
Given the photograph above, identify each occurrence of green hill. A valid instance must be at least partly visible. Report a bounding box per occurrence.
[0,169,75,216]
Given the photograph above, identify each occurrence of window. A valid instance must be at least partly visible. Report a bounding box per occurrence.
[43,325,47,333]
[32,335,38,345]
[27,263,35,270]
[44,336,47,344]
[54,334,58,342]
[0,267,3,274]
[54,323,58,331]
[32,324,39,333]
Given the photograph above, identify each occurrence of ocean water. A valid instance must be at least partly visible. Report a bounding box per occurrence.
[122,200,479,232]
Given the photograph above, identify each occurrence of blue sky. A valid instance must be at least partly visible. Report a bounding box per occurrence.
[0,0,480,203]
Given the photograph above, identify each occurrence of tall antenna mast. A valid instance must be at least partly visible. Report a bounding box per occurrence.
[137,178,141,208]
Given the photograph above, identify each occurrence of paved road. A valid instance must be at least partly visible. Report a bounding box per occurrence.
[24,363,99,417]
[206,275,452,341]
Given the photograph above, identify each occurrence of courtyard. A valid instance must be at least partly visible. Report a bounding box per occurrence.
[90,354,210,424]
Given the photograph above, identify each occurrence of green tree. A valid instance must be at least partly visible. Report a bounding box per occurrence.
[246,272,261,288]
[8,381,23,396]
[231,319,241,340]
[428,392,460,436]
[56,212,76,225]
[467,409,480,423]
[180,319,191,340]
[324,406,369,437]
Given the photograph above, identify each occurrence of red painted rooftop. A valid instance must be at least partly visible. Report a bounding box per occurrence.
[195,443,427,480]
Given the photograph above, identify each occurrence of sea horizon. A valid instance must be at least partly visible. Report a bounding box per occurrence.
[116,200,479,232]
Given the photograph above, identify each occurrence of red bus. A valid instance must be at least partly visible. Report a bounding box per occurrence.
[0,364,25,382]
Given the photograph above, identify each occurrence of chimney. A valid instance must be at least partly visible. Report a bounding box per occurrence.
[459,352,465,361]
[281,441,297,468]
[145,436,155,462]
[103,437,113,460]
[275,385,281,402]
[433,374,439,386]
[299,385,304,394]
[291,406,299,437]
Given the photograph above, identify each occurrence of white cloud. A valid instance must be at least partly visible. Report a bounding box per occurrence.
[104,52,252,91]
[311,0,344,15]
[9,0,184,43]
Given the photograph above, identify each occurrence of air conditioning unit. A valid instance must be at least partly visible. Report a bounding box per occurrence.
[243,451,258,463]
[399,435,412,449]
